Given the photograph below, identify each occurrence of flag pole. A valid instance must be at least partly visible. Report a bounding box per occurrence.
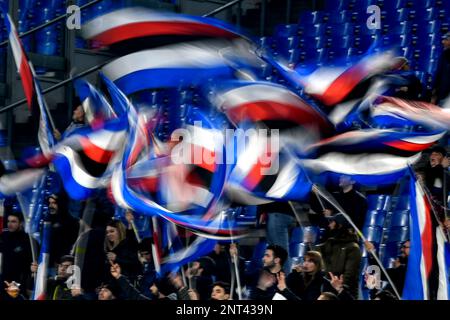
[312,184,402,300]
[226,211,242,300]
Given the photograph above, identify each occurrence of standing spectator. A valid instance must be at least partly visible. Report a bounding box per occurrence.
[259,201,297,272]
[186,257,214,301]
[104,220,140,283]
[136,238,157,298]
[0,212,33,287]
[285,251,326,301]
[316,213,361,298]
[431,32,450,106]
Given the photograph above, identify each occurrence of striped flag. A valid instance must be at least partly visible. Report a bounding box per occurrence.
[403,167,450,300]
[74,79,117,127]
[2,11,55,155]
[81,7,247,50]
[101,41,235,95]
[213,80,333,133]
[296,51,404,107]
[33,221,51,300]
[371,96,450,130]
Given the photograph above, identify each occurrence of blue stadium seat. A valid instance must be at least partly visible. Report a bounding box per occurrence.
[362,241,379,258]
[365,210,386,227]
[329,23,354,36]
[275,24,299,37]
[389,210,410,228]
[363,226,383,243]
[385,226,409,242]
[379,241,403,267]
[367,194,390,211]
[290,227,304,244]
[299,11,330,25]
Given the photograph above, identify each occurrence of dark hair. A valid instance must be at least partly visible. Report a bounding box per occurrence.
[59,255,75,265]
[267,244,288,266]
[319,292,338,300]
[429,145,447,157]
[304,251,324,274]
[374,290,398,301]
[212,281,230,294]
[8,211,24,222]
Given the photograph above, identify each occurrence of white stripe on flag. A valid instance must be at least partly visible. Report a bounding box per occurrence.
[436,226,449,300]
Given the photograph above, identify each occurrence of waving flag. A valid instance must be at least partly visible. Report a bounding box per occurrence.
[0,168,46,198]
[2,11,56,155]
[302,152,420,186]
[74,79,116,127]
[101,41,235,95]
[213,81,333,134]
[371,96,450,130]
[306,129,445,157]
[403,168,450,300]
[81,7,247,50]
[296,51,404,107]
[33,221,51,300]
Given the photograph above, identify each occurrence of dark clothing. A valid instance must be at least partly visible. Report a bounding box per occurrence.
[48,211,79,267]
[433,48,450,105]
[104,230,140,283]
[315,229,362,298]
[208,249,245,284]
[419,164,450,223]
[137,262,157,298]
[248,269,279,300]
[46,278,74,300]
[285,270,326,301]
[0,230,33,285]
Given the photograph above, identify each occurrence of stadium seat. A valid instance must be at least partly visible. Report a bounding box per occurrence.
[379,241,403,267]
[367,194,390,211]
[389,210,410,228]
[385,226,409,243]
[290,227,304,244]
[363,226,383,243]
[365,210,386,227]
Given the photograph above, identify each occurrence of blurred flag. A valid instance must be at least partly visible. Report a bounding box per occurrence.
[101,41,235,95]
[81,7,247,50]
[32,221,51,300]
[2,11,56,155]
[403,168,450,300]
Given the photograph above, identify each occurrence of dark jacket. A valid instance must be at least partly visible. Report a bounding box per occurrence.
[286,270,326,301]
[433,48,450,104]
[104,230,140,283]
[315,229,362,298]
[0,230,33,284]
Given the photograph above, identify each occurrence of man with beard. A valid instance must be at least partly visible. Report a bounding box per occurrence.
[248,244,288,300]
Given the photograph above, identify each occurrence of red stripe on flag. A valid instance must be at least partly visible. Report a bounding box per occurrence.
[20,57,35,110]
[422,194,434,277]
[91,21,238,47]
[243,146,274,191]
[188,144,216,173]
[316,65,367,106]
[226,100,330,131]
[383,140,435,152]
[79,137,114,164]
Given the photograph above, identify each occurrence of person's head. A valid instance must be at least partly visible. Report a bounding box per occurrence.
[442,32,450,50]
[137,238,153,264]
[105,220,126,249]
[263,245,288,271]
[317,292,338,300]
[302,251,324,275]
[48,194,59,215]
[374,290,397,300]
[327,213,349,231]
[191,257,215,277]
[7,212,23,232]
[211,281,230,301]
[339,175,355,192]
[96,283,118,300]
[429,146,447,167]
[72,105,85,123]
[57,255,74,278]
[400,240,410,258]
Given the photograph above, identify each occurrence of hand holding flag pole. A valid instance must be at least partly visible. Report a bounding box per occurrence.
[312,184,402,300]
